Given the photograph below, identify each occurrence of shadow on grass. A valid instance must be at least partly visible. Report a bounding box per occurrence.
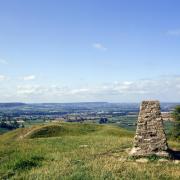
[168,149,180,160]
[13,155,44,171]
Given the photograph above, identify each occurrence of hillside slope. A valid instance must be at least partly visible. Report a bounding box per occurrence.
[0,123,179,180]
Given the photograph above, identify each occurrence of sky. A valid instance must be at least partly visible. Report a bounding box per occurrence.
[0,0,180,103]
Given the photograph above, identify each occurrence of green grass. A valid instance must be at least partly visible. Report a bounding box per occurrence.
[0,122,179,180]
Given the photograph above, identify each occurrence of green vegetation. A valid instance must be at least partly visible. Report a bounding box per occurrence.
[13,155,44,171]
[109,116,137,131]
[171,106,180,141]
[0,127,9,135]
[0,123,179,180]
[0,120,20,130]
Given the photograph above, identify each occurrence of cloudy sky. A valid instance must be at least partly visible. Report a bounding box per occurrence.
[0,0,180,103]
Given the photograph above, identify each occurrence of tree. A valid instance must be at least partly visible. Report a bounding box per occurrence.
[99,118,108,124]
[171,105,180,141]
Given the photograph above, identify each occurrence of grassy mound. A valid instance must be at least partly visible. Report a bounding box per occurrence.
[3,122,132,139]
[0,123,179,180]
[28,123,102,138]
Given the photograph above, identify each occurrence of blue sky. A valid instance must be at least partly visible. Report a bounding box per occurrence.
[0,0,180,102]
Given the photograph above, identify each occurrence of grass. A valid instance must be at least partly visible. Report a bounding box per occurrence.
[0,122,179,180]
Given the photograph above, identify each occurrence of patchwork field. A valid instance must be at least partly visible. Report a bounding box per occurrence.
[0,123,179,180]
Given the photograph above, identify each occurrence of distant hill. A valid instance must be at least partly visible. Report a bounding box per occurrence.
[0,103,26,108]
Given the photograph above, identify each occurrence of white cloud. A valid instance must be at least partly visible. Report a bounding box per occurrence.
[17,85,40,95]
[167,29,180,36]
[12,75,180,102]
[16,85,67,96]
[23,75,36,81]
[70,88,89,95]
[93,43,107,51]
[0,75,180,102]
[0,75,7,81]
[0,59,8,65]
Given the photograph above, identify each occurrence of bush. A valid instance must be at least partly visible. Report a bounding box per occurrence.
[0,120,20,130]
[171,105,180,141]
[99,118,108,124]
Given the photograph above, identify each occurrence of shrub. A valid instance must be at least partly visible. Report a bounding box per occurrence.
[171,105,180,141]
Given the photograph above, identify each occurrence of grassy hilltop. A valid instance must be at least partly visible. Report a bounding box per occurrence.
[0,123,179,180]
